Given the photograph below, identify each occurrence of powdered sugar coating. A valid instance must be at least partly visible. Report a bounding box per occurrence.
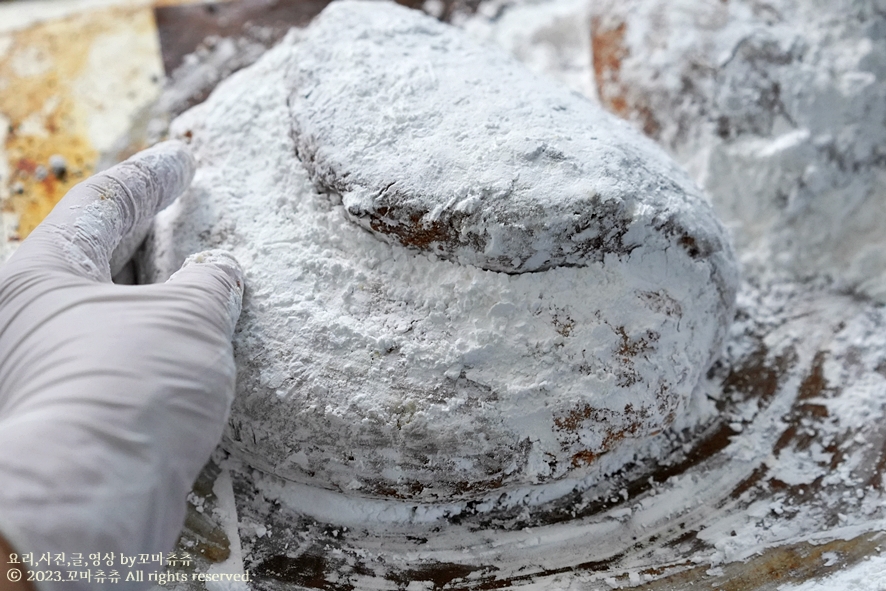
[291,2,733,282]
[143,1,738,501]
[588,0,886,297]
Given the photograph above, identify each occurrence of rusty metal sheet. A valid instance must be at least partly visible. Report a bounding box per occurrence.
[0,1,163,257]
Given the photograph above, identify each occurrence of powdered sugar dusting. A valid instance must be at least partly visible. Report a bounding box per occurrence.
[143,2,737,503]
[148,0,886,587]
[588,0,886,298]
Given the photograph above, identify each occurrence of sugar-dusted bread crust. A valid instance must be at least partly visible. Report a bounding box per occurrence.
[589,0,886,299]
[143,1,738,501]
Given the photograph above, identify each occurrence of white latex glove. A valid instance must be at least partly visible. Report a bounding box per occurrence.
[0,141,244,590]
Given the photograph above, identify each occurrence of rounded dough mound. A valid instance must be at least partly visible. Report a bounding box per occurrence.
[143,0,738,502]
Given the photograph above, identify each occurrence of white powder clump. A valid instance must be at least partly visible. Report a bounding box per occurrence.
[142,0,738,502]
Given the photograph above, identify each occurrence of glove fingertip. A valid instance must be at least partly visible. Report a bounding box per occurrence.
[168,249,245,336]
[178,249,245,295]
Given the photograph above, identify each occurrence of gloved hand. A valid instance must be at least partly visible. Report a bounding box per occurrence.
[0,141,244,590]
